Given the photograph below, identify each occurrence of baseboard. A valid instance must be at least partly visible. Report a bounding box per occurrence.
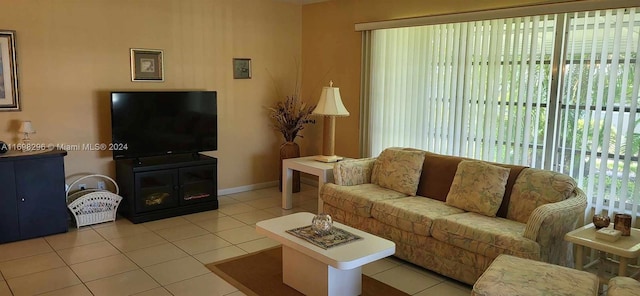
[218,181,278,196]
[218,177,318,196]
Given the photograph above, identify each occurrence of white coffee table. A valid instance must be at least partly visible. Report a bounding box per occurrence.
[256,212,396,296]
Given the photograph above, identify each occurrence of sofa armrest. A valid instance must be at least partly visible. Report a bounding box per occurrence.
[333,158,376,186]
[523,188,587,265]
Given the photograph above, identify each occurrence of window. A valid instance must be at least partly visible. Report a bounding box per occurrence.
[363,7,640,217]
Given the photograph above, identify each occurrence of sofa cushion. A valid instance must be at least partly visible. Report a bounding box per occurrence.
[445,160,510,217]
[507,168,577,223]
[320,183,407,217]
[333,158,376,186]
[371,196,465,236]
[416,151,527,218]
[371,148,426,196]
[431,212,540,260]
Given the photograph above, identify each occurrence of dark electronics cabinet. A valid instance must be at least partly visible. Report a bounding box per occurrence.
[0,149,68,244]
[116,154,218,223]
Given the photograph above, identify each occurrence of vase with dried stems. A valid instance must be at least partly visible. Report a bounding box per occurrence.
[268,93,316,192]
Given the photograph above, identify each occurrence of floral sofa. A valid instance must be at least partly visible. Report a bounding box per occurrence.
[319,147,587,284]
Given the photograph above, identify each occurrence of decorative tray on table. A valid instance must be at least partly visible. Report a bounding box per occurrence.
[286,225,362,249]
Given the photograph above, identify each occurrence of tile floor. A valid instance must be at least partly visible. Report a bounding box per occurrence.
[0,184,472,296]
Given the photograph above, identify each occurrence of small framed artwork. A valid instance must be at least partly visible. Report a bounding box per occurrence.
[233,58,251,79]
[130,48,164,82]
[0,30,20,111]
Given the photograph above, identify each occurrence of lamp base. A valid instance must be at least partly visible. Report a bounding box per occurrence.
[314,155,343,163]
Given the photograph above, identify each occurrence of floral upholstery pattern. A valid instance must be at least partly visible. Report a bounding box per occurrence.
[431,212,540,260]
[446,160,510,217]
[320,183,407,217]
[371,148,426,196]
[508,168,577,223]
[523,189,587,265]
[333,158,376,186]
[371,196,464,236]
[472,254,599,296]
[608,276,640,296]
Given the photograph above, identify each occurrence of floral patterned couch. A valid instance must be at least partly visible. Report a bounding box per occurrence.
[319,147,587,285]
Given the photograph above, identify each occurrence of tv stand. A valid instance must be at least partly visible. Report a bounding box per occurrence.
[115,154,218,223]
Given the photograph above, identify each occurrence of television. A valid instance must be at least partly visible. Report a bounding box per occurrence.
[110,91,217,159]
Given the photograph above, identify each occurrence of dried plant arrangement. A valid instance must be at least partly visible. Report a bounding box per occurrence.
[268,94,316,142]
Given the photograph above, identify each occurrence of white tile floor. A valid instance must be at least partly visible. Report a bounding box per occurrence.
[0,184,472,296]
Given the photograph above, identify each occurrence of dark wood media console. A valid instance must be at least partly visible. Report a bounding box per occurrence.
[116,154,218,223]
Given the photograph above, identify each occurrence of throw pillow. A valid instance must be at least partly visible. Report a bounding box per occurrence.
[446,160,510,217]
[371,148,426,196]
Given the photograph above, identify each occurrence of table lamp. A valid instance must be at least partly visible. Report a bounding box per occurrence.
[19,120,36,148]
[312,81,349,162]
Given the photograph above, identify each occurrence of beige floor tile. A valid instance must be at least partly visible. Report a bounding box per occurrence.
[140,216,191,231]
[94,223,150,240]
[143,256,210,285]
[242,197,281,209]
[154,223,209,242]
[164,273,238,296]
[0,281,10,296]
[0,252,66,279]
[0,238,53,262]
[215,226,264,244]
[236,237,280,253]
[263,206,306,217]
[414,281,472,296]
[218,203,257,215]
[90,217,134,229]
[173,234,232,255]
[85,269,159,296]
[44,229,105,250]
[194,216,246,233]
[125,243,188,267]
[193,246,247,264]
[131,287,173,296]
[227,190,269,202]
[57,241,120,265]
[298,199,319,212]
[108,231,167,253]
[6,266,81,296]
[231,210,277,225]
[182,210,226,223]
[38,284,93,296]
[70,254,138,282]
[217,196,240,205]
[372,265,442,295]
[362,257,401,276]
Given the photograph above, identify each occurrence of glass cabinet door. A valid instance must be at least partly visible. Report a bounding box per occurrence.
[135,170,179,212]
[179,165,216,205]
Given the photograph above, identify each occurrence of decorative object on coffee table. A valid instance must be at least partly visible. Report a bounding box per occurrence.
[268,91,315,192]
[311,213,333,235]
[593,214,611,229]
[614,214,632,236]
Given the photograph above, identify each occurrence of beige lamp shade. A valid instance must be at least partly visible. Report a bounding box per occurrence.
[312,81,350,116]
[19,121,35,134]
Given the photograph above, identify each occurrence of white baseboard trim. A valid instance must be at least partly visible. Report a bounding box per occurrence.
[218,177,318,196]
[218,181,278,196]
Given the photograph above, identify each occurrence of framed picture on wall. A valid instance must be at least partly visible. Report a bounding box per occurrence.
[233,58,251,79]
[130,48,164,82]
[0,30,20,111]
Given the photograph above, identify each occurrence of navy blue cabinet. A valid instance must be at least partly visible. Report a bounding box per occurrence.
[0,149,68,243]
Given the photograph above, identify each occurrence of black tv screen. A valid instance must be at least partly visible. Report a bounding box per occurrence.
[110,91,217,159]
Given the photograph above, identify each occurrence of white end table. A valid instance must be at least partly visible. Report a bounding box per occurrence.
[565,223,640,283]
[256,212,396,296]
[282,156,337,212]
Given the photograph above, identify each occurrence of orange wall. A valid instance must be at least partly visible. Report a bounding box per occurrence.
[0,0,302,189]
[301,0,582,158]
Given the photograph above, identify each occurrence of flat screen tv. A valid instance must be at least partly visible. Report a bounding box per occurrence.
[110,91,217,160]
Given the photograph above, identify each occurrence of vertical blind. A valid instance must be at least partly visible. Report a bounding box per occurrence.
[365,7,640,221]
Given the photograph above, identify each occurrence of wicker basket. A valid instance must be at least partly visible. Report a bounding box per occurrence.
[66,174,123,228]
